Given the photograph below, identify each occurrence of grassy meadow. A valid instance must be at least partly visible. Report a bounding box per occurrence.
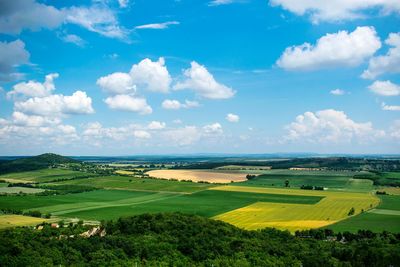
[0,169,96,183]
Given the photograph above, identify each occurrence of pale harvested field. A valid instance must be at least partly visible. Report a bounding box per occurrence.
[0,215,49,229]
[212,185,380,232]
[147,170,249,183]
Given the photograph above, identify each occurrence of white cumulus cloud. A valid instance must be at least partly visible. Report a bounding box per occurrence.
[8,73,59,99]
[330,89,346,95]
[147,121,166,130]
[368,80,400,96]
[285,109,384,143]
[97,72,136,95]
[203,123,223,135]
[269,0,400,23]
[15,91,94,116]
[226,113,240,122]
[277,27,381,71]
[174,61,235,99]
[130,57,171,93]
[104,94,152,115]
[362,32,400,79]
[161,99,200,110]
[163,126,201,146]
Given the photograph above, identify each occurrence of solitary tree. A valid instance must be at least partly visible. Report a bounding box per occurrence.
[284,179,290,187]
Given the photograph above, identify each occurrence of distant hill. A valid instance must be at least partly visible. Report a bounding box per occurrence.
[0,153,79,174]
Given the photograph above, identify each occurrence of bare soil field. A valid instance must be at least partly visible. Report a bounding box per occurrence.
[146,170,250,183]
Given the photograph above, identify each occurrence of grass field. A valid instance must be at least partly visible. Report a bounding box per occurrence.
[0,215,50,229]
[212,185,379,232]
[146,169,250,183]
[53,175,214,193]
[0,187,45,194]
[59,189,321,220]
[0,186,321,222]
[328,194,400,233]
[0,169,96,183]
[233,170,373,192]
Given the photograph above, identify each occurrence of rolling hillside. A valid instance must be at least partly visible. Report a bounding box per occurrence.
[0,153,78,174]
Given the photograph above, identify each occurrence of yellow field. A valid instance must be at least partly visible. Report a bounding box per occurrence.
[212,186,380,232]
[146,170,249,183]
[0,215,49,229]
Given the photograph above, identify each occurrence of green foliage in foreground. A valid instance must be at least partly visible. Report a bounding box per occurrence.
[1,213,400,266]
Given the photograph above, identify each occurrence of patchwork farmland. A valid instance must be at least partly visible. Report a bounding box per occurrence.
[1,162,399,233]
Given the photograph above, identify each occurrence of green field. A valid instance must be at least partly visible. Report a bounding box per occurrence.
[52,175,214,193]
[234,170,374,192]
[0,169,96,183]
[0,188,321,221]
[329,194,400,233]
[60,189,321,220]
[0,187,45,194]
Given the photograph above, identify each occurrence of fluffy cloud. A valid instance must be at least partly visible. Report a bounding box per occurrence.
[82,122,152,142]
[97,72,136,95]
[330,89,346,96]
[133,130,151,139]
[174,61,235,99]
[0,111,79,147]
[226,113,240,122]
[0,39,30,81]
[135,21,179,30]
[0,1,129,40]
[97,58,173,114]
[15,91,94,116]
[277,27,381,71]
[382,103,400,111]
[8,73,59,99]
[98,58,171,93]
[0,0,64,34]
[11,111,60,127]
[163,126,201,146]
[368,80,400,96]
[147,121,166,130]
[285,109,384,143]
[130,58,171,93]
[203,123,223,135]
[269,0,400,23]
[362,33,400,79]
[161,99,200,110]
[104,94,152,115]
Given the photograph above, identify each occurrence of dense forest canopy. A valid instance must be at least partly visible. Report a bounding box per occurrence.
[1,213,399,266]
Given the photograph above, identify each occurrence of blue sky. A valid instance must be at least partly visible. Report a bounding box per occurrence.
[0,0,399,155]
